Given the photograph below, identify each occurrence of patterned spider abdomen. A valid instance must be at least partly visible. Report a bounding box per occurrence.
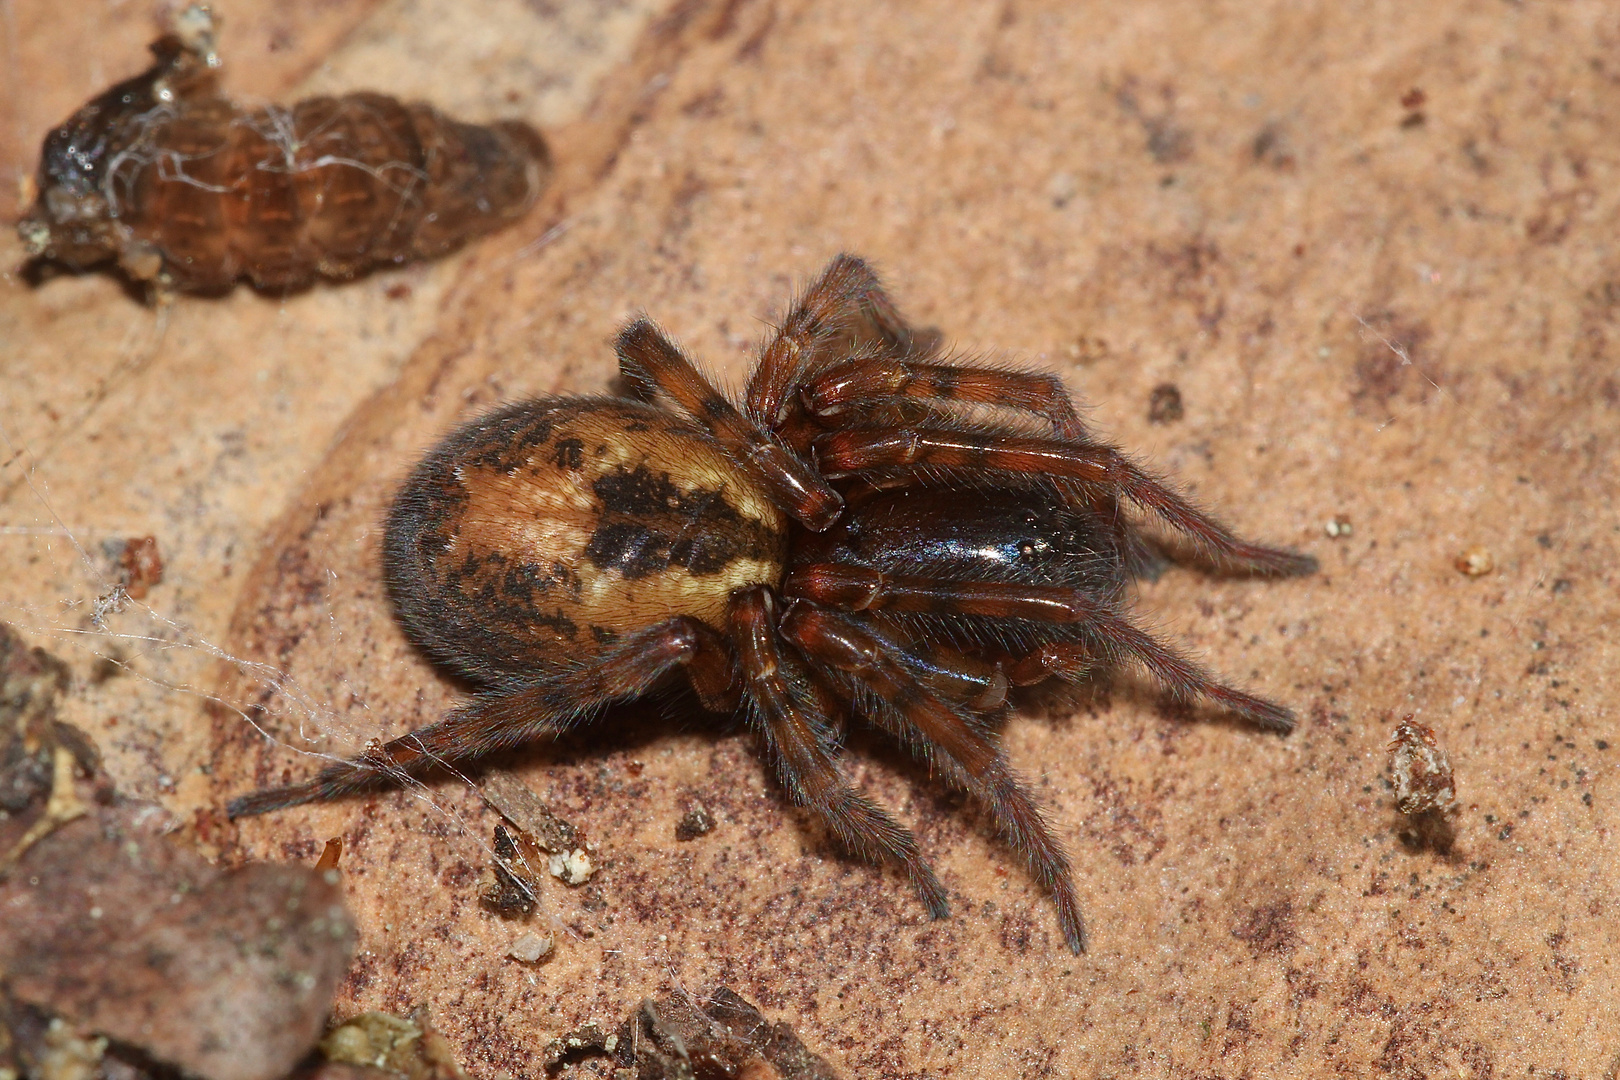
[19,12,549,293]
[385,399,787,683]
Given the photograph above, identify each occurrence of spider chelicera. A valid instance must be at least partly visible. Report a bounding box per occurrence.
[229,254,1315,953]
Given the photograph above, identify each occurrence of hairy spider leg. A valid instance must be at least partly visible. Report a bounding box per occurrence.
[786,564,1099,622]
[1004,633,1295,730]
[816,427,1318,578]
[896,636,1011,712]
[785,564,1294,731]
[767,355,939,458]
[805,358,1092,441]
[781,604,1088,954]
[743,253,933,427]
[614,320,842,531]
[729,587,950,917]
[796,354,1182,575]
[227,617,736,817]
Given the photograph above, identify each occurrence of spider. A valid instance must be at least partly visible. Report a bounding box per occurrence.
[229,255,1316,953]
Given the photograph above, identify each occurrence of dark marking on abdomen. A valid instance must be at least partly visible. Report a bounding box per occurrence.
[585,521,674,580]
[553,438,584,470]
[584,465,774,580]
[384,396,785,684]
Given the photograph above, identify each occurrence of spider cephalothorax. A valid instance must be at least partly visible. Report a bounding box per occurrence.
[229,255,1315,952]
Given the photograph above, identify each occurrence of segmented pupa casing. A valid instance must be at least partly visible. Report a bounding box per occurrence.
[18,7,550,293]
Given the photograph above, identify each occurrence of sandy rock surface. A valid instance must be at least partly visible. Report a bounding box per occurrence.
[2,0,1615,1076]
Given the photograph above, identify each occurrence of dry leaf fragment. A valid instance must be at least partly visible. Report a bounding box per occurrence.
[320,1010,467,1080]
[621,988,842,1080]
[477,769,580,853]
[479,824,543,917]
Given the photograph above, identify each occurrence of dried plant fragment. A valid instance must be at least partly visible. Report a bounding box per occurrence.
[674,799,715,841]
[0,1007,113,1080]
[478,823,542,917]
[0,625,71,816]
[19,5,550,295]
[617,988,842,1079]
[1389,716,1457,815]
[320,1010,467,1080]
[541,1021,612,1071]
[477,768,580,853]
[0,625,99,867]
[114,536,164,600]
[0,741,90,875]
[315,836,344,871]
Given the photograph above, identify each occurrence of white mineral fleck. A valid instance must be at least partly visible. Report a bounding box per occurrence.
[509,932,553,963]
[548,848,595,885]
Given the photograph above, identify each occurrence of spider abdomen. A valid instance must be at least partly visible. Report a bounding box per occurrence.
[385,399,787,683]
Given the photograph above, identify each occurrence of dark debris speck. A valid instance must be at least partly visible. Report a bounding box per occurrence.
[1147,382,1184,424]
[675,800,716,841]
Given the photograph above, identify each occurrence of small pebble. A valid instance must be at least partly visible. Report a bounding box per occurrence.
[1325,517,1352,538]
[1455,545,1493,576]
[1388,717,1457,815]
[675,801,715,841]
[1147,382,1184,424]
[509,932,553,963]
[548,848,595,885]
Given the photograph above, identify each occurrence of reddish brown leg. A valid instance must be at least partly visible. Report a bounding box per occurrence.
[771,399,834,456]
[729,587,949,917]
[228,618,736,817]
[1010,615,1296,729]
[893,635,1010,712]
[787,564,1104,623]
[777,388,961,458]
[817,427,1316,577]
[806,358,1092,441]
[744,254,931,427]
[785,562,1290,728]
[799,356,1172,572]
[782,603,1087,953]
[615,319,842,531]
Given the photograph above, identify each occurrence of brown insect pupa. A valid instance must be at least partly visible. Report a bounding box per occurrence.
[18,5,551,294]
